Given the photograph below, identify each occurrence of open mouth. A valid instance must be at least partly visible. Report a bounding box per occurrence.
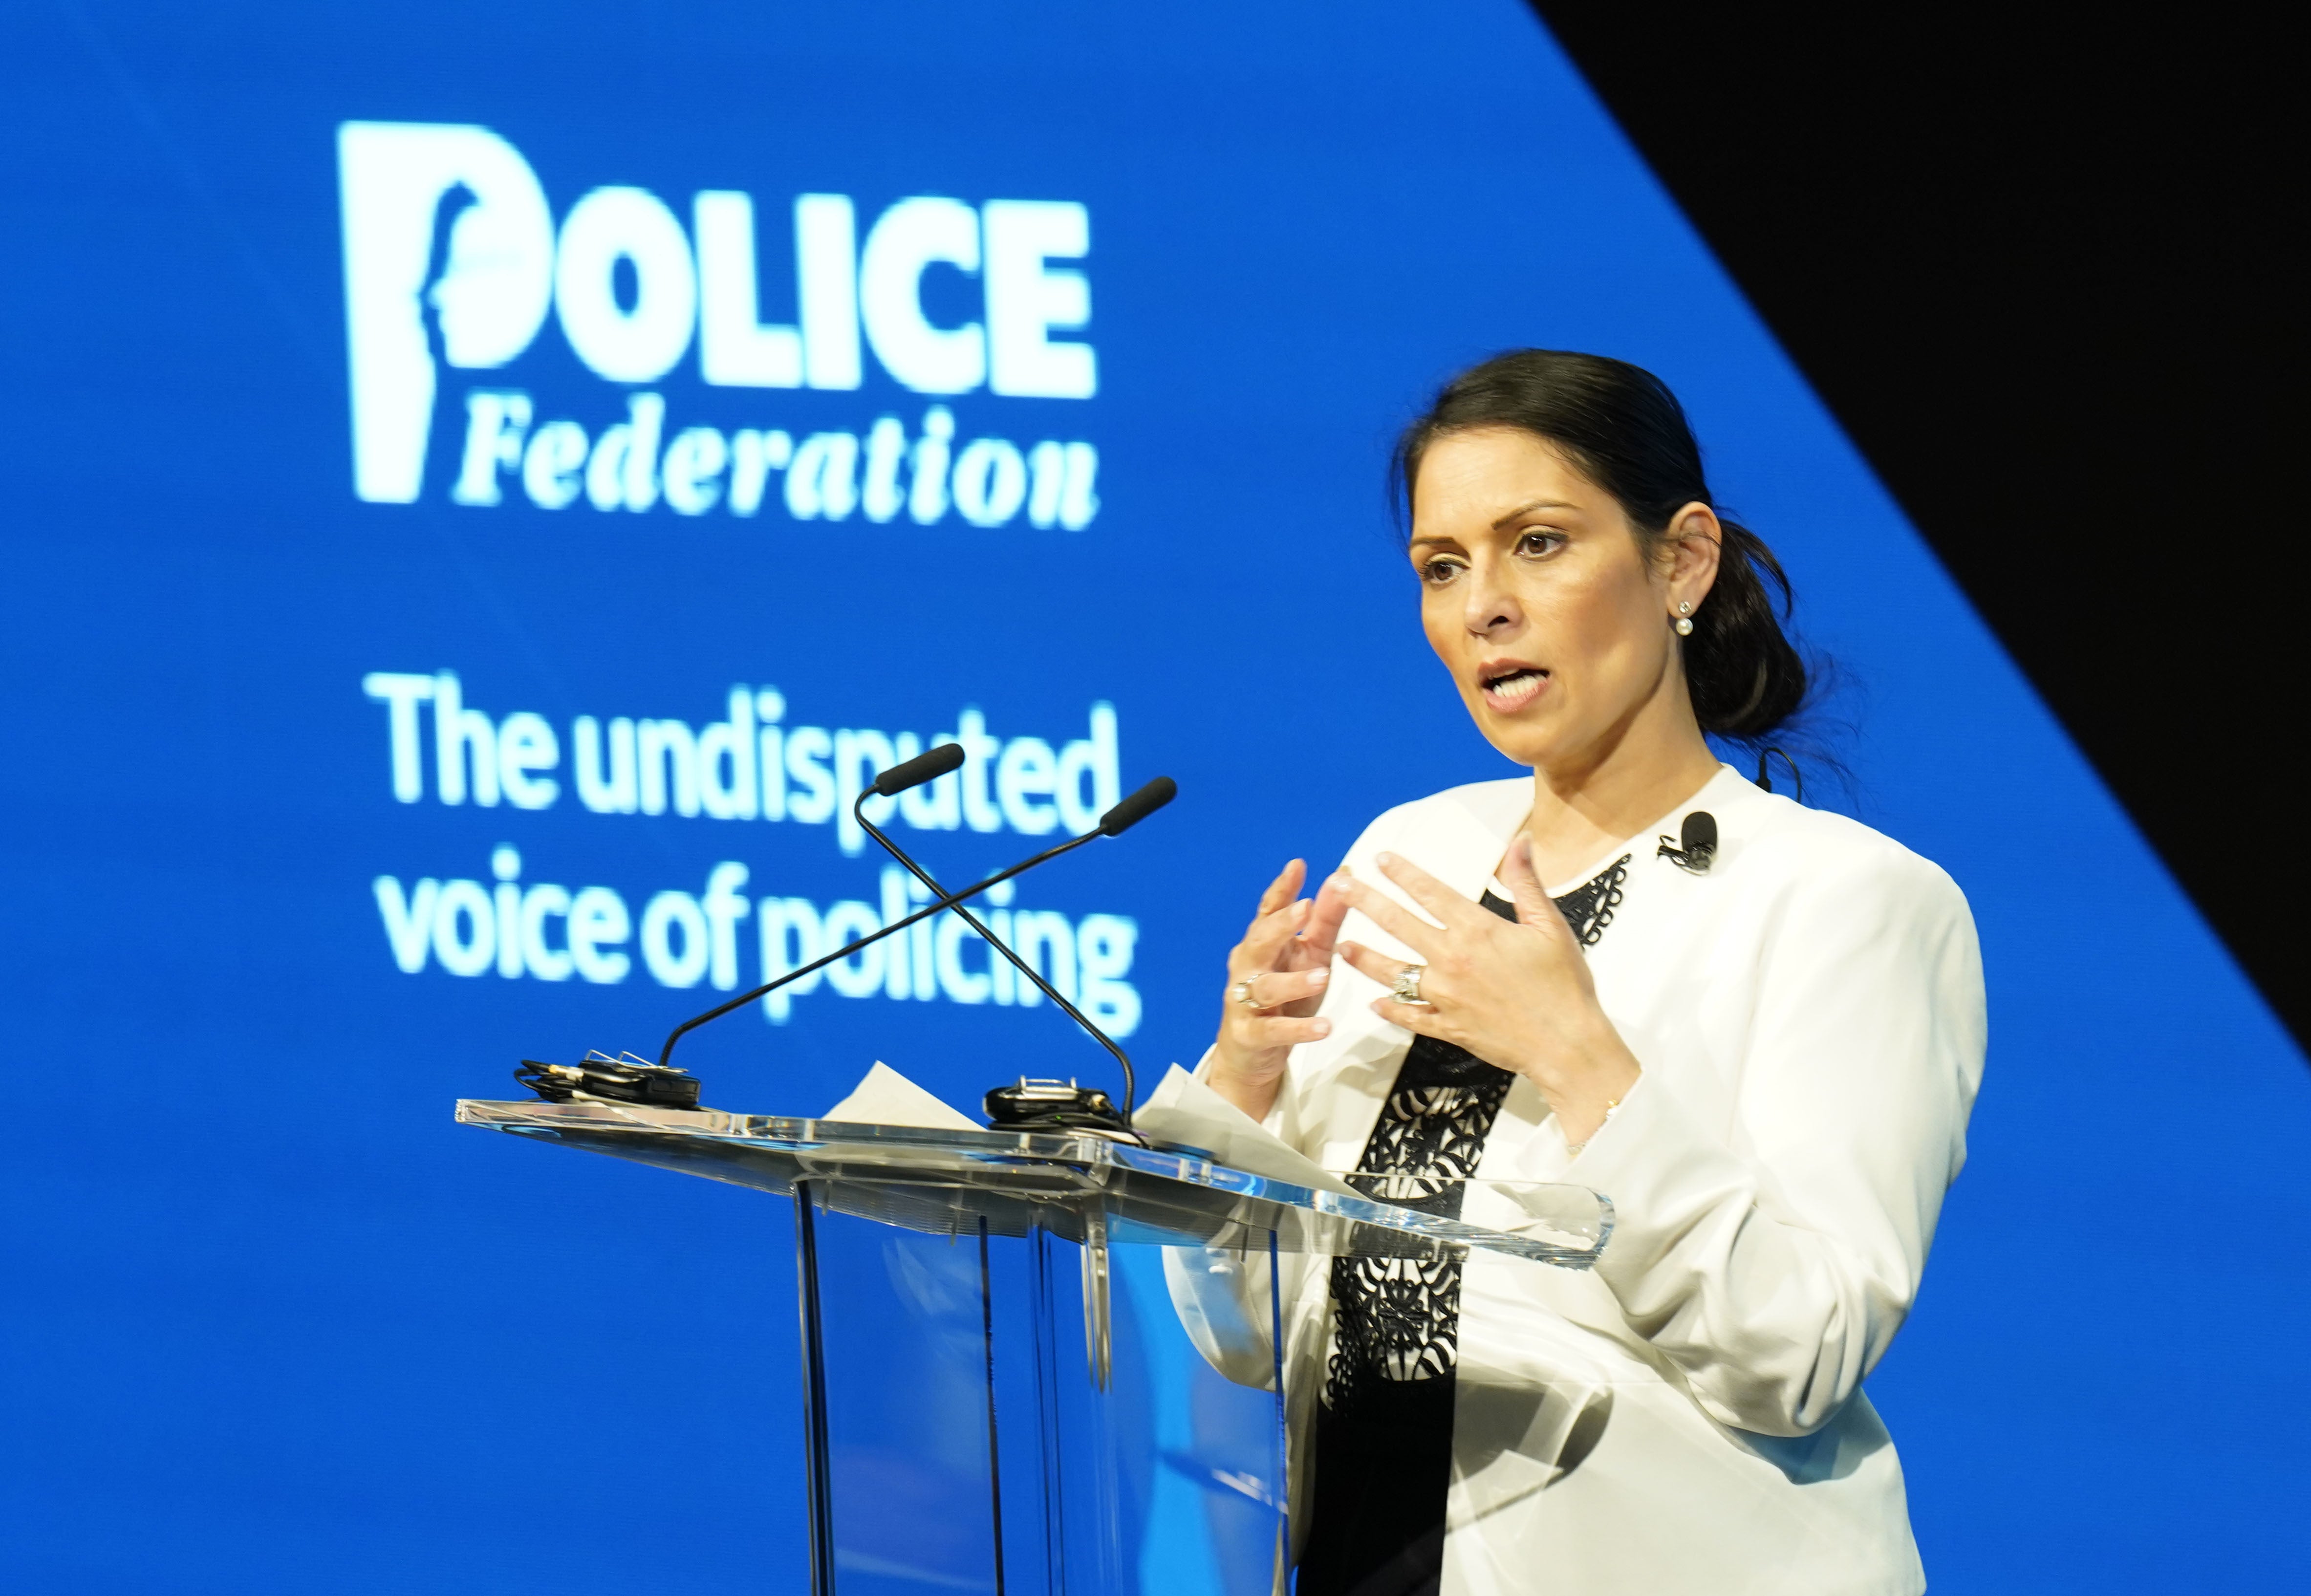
[1480,664,1550,711]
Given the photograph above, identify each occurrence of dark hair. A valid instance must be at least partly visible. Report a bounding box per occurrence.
[1392,349,1808,740]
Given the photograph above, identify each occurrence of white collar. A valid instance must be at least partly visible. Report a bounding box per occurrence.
[1408,764,1758,900]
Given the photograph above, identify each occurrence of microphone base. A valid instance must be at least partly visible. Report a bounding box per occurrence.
[518,1051,703,1110]
[985,1077,1132,1136]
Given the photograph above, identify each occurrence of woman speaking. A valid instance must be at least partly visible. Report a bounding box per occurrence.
[1196,351,1985,1594]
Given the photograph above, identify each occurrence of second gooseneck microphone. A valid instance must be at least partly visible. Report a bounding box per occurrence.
[853,743,1171,1118]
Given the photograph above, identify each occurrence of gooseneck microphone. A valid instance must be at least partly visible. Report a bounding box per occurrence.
[648,749,1175,1084]
[1095,775,1177,837]
[866,740,967,800]
[850,748,1172,1119]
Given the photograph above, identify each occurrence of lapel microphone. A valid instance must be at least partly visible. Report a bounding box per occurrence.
[1658,810,1718,875]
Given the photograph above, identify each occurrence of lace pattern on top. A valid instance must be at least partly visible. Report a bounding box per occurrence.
[1325,1041,1514,1397]
[1554,853,1630,946]
[1322,859,1630,1407]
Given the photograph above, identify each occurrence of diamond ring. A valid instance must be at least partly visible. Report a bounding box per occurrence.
[1389,964,1427,1004]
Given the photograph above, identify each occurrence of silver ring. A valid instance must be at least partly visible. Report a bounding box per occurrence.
[1229,976,1260,1009]
[1389,964,1427,1005]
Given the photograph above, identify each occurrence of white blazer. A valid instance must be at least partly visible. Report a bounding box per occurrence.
[1171,764,1986,1595]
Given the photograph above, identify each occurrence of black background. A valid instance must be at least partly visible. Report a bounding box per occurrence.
[1528,6,2307,1049]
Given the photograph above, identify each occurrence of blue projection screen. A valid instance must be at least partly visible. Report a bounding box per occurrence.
[3,3,2308,1593]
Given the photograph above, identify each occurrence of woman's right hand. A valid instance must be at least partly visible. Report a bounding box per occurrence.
[1209,859,1352,1122]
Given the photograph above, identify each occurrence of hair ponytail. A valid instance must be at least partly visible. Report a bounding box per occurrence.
[1687,518,1806,736]
[1393,349,1812,741]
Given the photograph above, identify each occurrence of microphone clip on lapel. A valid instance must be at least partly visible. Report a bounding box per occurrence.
[1657,810,1718,875]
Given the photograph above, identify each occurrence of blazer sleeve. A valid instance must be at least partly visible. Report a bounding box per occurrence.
[1553,844,1987,1437]
[1166,805,1416,1387]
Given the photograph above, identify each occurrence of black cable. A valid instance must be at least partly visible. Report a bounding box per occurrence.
[1756,745,1805,804]
[518,1050,701,1108]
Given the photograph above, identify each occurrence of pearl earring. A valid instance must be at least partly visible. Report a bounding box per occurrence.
[1674,600,1694,637]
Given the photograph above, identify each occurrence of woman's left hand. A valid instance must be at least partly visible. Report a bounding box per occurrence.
[1334,838,1641,1146]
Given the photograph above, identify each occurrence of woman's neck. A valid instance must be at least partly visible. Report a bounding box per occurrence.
[1522,722,1723,887]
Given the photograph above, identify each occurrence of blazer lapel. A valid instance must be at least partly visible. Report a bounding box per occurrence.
[1405,779,1532,905]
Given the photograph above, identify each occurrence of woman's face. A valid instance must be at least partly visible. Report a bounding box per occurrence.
[1408,427,1715,775]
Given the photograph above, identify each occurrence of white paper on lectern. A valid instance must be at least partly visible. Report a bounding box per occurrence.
[1133,1064,1361,1197]
[820,1061,981,1131]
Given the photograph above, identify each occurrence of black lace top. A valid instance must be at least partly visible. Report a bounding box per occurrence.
[1298,856,1629,1596]
[1324,856,1628,1405]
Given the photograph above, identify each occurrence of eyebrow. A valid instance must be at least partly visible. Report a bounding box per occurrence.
[1408,500,1583,552]
[1490,499,1578,530]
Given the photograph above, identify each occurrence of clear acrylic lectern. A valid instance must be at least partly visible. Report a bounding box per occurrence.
[457,1097,1611,1596]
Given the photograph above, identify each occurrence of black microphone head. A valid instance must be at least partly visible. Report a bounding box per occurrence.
[871,741,966,797]
[1099,775,1177,836]
[1681,810,1718,857]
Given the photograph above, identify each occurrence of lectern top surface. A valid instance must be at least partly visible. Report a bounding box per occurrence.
[455,1098,1611,1267]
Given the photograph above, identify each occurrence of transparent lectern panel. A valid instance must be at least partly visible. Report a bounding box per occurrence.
[797,1187,1287,1596]
[1312,1172,1620,1259]
[458,1103,1616,1596]
[803,1203,1005,1595]
[454,1102,1611,1269]
[1113,1245,1288,1596]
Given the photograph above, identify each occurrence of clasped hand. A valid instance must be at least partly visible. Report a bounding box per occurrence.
[1211,838,1639,1145]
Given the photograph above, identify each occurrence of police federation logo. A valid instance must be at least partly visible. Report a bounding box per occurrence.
[337,122,1099,527]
